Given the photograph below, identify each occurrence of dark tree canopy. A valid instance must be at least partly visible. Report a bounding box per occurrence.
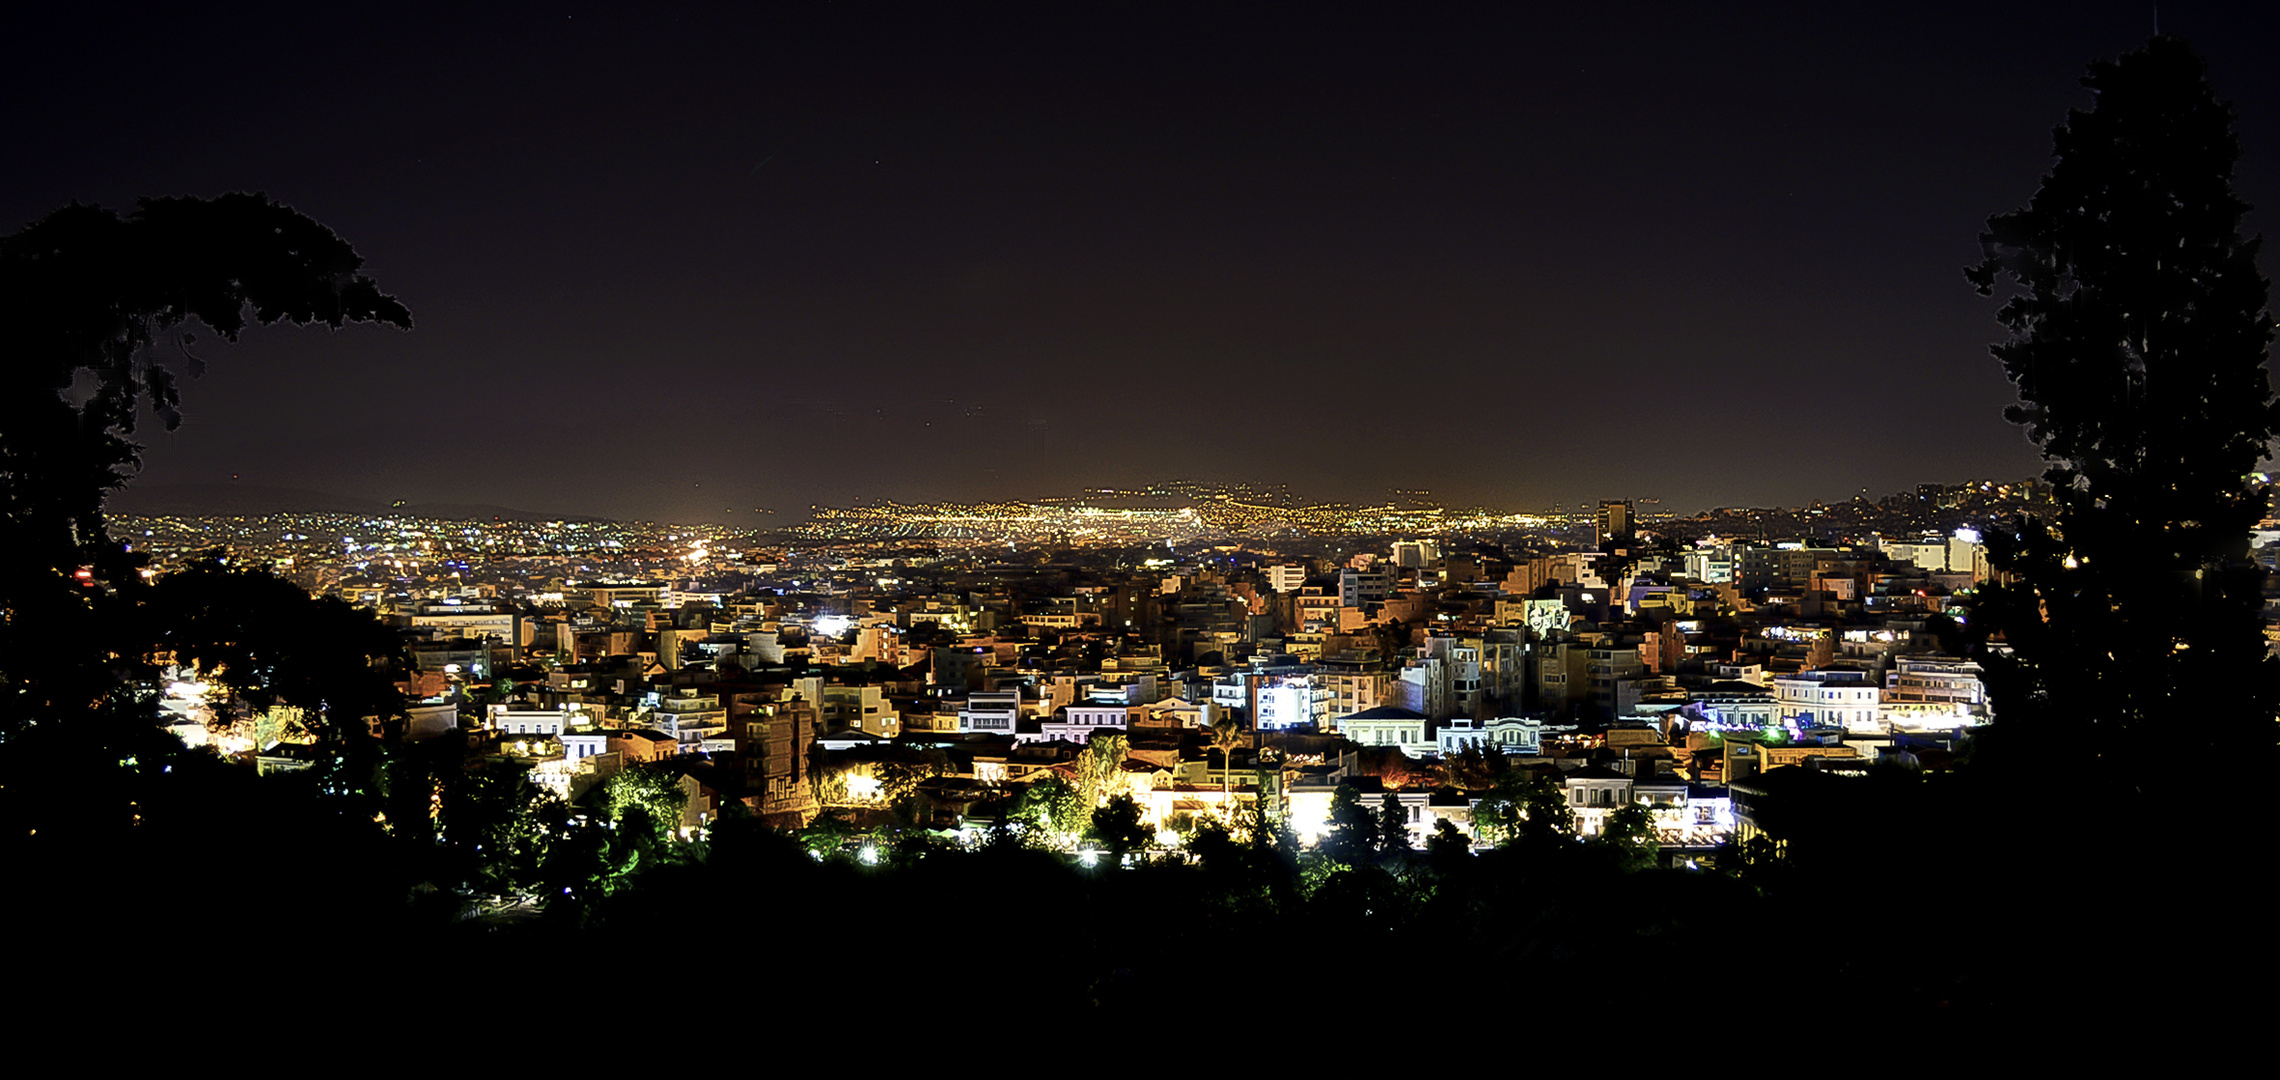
[1,193,411,560]
[1374,792,1410,857]
[139,556,408,739]
[1320,782,1377,865]
[0,194,410,728]
[1964,37,2278,776]
[1085,792,1150,858]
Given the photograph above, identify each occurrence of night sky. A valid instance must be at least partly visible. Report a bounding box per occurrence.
[8,3,2278,523]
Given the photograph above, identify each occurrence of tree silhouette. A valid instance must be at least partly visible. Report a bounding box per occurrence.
[1963,38,2279,782]
[1085,793,1150,859]
[1469,768,1575,851]
[0,196,418,941]
[1374,791,1409,856]
[1425,817,1471,868]
[1516,774,1577,850]
[1320,783,1377,864]
[1442,741,1506,792]
[0,194,411,731]
[1592,802,1657,872]
[140,555,408,743]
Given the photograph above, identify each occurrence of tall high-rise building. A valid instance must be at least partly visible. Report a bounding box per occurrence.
[1596,500,1633,550]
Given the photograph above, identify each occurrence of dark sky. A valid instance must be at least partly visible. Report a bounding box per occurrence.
[8,2,2278,522]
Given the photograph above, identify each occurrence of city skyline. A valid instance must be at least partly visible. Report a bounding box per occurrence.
[9,4,2279,521]
[14,9,2280,1023]
[104,470,2045,531]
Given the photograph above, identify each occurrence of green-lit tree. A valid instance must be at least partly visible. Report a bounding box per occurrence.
[598,764,689,853]
[797,809,859,860]
[1964,37,2280,784]
[1011,774,1088,841]
[1074,731,1130,809]
[1469,771,1526,848]
[1470,771,1577,852]
[1592,802,1658,873]
[435,754,564,896]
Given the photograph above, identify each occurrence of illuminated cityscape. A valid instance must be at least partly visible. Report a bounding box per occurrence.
[7,6,2274,1026]
[111,474,2061,862]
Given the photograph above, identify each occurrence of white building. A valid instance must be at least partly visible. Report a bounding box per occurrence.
[1026,704,1135,745]
[1265,565,1310,593]
[560,731,610,766]
[1773,670,1881,733]
[1255,680,1330,729]
[488,702,599,737]
[956,689,1021,735]
[1682,549,1734,583]
[1881,656,1988,730]
[1215,662,1330,730]
[1562,766,1634,838]
[1685,688,1778,730]
[1340,706,1430,750]
[1436,715,1543,757]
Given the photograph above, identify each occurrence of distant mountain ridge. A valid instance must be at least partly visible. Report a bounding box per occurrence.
[105,483,610,523]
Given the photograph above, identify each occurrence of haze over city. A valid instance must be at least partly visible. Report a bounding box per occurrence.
[8,3,2278,522]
